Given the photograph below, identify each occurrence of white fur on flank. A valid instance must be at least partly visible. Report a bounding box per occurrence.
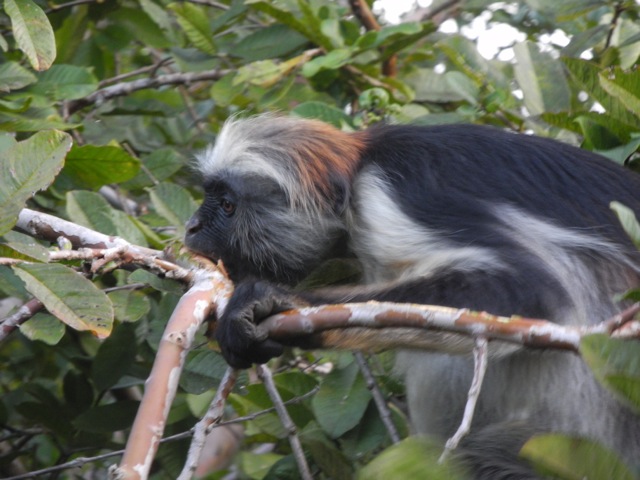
[348,167,505,283]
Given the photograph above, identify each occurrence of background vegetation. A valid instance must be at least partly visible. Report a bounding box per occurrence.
[0,0,639,478]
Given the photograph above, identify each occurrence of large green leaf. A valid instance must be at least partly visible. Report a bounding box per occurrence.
[30,64,98,101]
[0,130,72,235]
[563,58,640,127]
[513,41,570,116]
[233,24,308,61]
[91,322,138,391]
[0,61,37,92]
[358,437,466,480]
[580,334,640,412]
[521,433,635,480]
[4,0,56,70]
[63,144,140,189]
[148,182,198,231]
[311,359,371,438]
[599,68,640,119]
[167,3,216,55]
[66,190,147,246]
[12,263,114,339]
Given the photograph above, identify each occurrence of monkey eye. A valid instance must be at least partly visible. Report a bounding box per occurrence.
[221,199,236,216]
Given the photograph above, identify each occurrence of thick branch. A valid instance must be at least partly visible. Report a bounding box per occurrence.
[258,301,640,354]
[112,267,234,480]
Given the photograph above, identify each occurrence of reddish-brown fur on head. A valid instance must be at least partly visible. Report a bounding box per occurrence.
[196,115,366,213]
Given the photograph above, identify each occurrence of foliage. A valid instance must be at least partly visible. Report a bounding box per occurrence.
[0,0,639,478]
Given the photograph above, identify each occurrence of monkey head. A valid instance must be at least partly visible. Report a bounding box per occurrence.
[185,115,364,284]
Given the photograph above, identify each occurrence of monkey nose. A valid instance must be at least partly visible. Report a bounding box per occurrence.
[185,216,202,234]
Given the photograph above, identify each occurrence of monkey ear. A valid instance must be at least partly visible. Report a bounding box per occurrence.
[332,178,351,215]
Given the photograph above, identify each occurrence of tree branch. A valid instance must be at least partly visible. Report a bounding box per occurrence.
[67,69,229,114]
[256,364,313,480]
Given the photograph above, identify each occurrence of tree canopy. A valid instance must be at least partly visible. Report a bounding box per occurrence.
[0,0,639,478]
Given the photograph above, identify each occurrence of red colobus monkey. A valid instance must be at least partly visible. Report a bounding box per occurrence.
[185,115,640,478]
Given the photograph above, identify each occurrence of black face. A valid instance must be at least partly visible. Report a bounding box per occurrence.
[185,173,300,283]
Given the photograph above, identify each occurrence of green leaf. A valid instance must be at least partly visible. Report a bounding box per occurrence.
[599,69,640,118]
[312,360,371,438]
[563,58,639,127]
[302,48,353,78]
[580,334,640,412]
[302,423,354,480]
[595,135,640,165]
[108,290,151,323]
[0,130,72,236]
[92,322,137,391]
[30,65,98,101]
[63,144,140,189]
[358,437,465,480]
[74,400,140,432]
[148,182,198,231]
[0,231,49,262]
[19,312,65,345]
[247,0,332,49]
[521,433,635,480]
[292,101,353,128]
[66,191,147,246]
[513,41,571,116]
[179,350,229,394]
[0,61,37,92]
[12,263,114,339]
[4,0,56,70]
[611,201,640,248]
[123,148,184,189]
[168,3,216,55]
[233,24,308,62]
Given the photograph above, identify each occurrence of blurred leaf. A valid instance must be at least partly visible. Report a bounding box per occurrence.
[63,144,140,189]
[168,3,216,55]
[292,101,353,128]
[29,65,98,101]
[521,434,635,480]
[358,437,466,480]
[580,334,640,412]
[596,134,640,165]
[0,130,71,235]
[233,24,308,61]
[564,58,640,127]
[179,349,229,394]
[0,231,49,262]
[66,191,147,246]
[108,290,150,323]
[19,312,65,345]
[302,423,353,480]
[92,322,137,391]
[12,263,113,339]
[0,61,37,92]
[4,0,56,70]
[611,201,640,248]
[148,182,198,231]
[312,360,371,438]
[302,48,352,78]
[599,68,640,118]
[247,0,332,50]
[74,400,140,432]
[513,41,570,115]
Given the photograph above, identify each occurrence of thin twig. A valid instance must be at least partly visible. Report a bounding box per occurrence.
[67,69,230,114]
[354,352,401,444]
[178,367,238,480]
[256,365,313,480]
[439,336,489,462]
[0,298,44,341]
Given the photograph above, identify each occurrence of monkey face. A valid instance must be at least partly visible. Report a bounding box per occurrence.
[185,172,343,284]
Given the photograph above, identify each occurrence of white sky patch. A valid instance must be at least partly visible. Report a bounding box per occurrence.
[374,0,567,61]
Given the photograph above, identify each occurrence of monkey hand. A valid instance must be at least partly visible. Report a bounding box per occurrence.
[216,281,301,369]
